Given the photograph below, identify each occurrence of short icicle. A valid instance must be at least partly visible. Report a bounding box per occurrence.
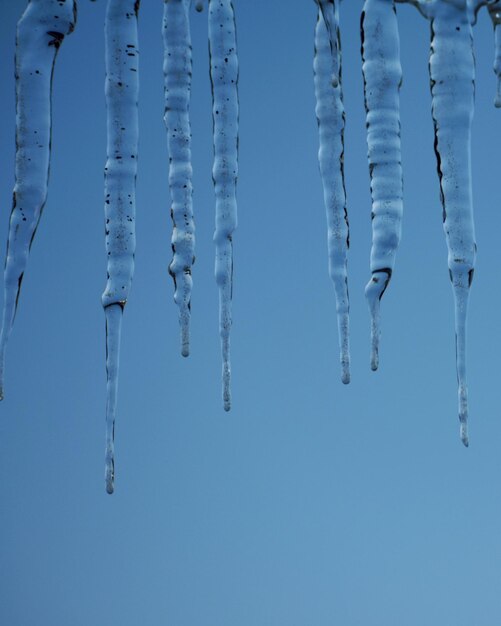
[314,1,351,384]
[487,1,501,106]
[0,0,76,400]
[427,0,476,446]
[102,0,140,493]
[163,0,195,358]
[208,0,239,411]
[361,0,404,371]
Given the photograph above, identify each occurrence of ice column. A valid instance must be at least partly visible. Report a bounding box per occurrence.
[314,1,351,384]
[102,0,140,493]
[0,0,76,400]
[163,0,195,358]
[209,0,239,411]
[361,0,404,372]
[401,0,476,445]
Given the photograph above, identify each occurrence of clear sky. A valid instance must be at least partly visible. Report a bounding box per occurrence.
[1,1,501,625]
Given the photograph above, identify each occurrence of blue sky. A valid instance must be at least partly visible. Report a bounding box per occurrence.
[1,1,501,624]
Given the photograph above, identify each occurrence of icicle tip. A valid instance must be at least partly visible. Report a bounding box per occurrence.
[105,454,115,494]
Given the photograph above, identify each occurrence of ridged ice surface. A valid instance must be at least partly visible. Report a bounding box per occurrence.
[314,1,351,384]
[0,0,76,400]
[209,0,239,411]
[361,0,404,371]
[163,0,195,358]
[102,0,140,493]
[427,1,476,446]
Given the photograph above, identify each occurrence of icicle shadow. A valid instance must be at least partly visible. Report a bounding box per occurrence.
[0,0,76,400]
[163,0,195,358]
[208,0,239,411]
[102,0,140,493]
[314,1,351,384]
[361,0,404,372]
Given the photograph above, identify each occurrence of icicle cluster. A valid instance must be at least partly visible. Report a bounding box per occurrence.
[362,0,501,444]
[102,0,140,493]
[0,0,77,400]
[163,0,195,358]
[209,0,239,411]
[314,0,351,383]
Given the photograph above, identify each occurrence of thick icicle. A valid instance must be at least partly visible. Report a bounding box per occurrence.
[0,0,76,400]
[487,1,501,106]
[102,0,140,493]
[314,2,351,384]
[426,0,476,446]
[208,0,239,411]
[163,0,195,358]
[361,0,404,371]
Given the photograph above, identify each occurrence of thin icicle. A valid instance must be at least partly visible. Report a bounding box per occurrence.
[487,1,501,106]
[314,2,351,384]
[0,0,76,400]
[428,1,476,446]
[208,0,239,412]
[102,0,140,494]
[163,0,195,358]
[361,0,404,371]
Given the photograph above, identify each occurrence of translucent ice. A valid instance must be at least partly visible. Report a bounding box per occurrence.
[102,0,140,493]
[163,0,195,358]
[0,0,76,400]
[361,0,404,371]
[314,1,351,384]
[208,0,239,411]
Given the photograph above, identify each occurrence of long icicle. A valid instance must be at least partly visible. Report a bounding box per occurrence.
[208,0,239,411]
[0,0,76,400]
[314,1,351,384]
[163,0,195,358]
[420,0,476,446]
[102,0,140,493]
[361,0,404,372]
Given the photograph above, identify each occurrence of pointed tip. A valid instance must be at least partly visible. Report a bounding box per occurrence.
[495,95,501,108]
[370,349,379,371]
[223,402,231,412]
[181,345,190,358]
[341,371,350,385]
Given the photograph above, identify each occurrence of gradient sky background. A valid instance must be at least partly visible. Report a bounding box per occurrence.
[1,1,501,624]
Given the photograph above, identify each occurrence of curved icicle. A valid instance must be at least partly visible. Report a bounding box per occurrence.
[427,1,476,446]
[361,0,403,371]
[0,0,76,400]
[487,1,501,106]
[208,0,239,412]
[163,0,195,358]
[314,2,351,384]
[102,0,140,494]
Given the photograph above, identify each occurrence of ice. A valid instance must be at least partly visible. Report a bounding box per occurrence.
[314,1,351,384]
[208,0,239,411]
[102,0,140,493]
[361,0,404,372]
[0,0,76,400]
[163,0,195,358]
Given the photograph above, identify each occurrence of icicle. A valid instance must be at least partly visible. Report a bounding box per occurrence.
[0,0,76,400]
[487,1,501,106]
[314,2,351,384]
[361,0,404,371]
[102,0,140,493]
[427,1,476,446]
[163,0,195,358]
[208,0,239,412]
